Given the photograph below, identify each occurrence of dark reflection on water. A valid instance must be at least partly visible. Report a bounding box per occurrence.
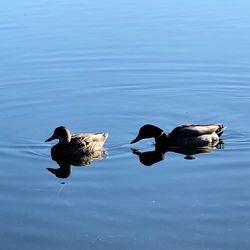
[131,141,224,166]
[47,147,107,178]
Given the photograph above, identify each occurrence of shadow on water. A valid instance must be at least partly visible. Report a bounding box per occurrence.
[47,149,107,179]
[131,140,225,166]
[46,140,226,177]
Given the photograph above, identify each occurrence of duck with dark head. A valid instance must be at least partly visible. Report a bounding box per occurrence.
[131,123,226,148]
[130,123,226,166]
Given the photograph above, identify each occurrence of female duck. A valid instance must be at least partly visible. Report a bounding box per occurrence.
[131,124,226,148]
[45,126,108,157]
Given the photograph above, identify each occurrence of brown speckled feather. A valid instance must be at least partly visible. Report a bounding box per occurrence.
[168,124,224,147]
[46,127,108,158]
[170,124,221,137]
[69,133,108,155]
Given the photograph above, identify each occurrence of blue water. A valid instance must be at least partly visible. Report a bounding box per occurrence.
[1,1,250,249]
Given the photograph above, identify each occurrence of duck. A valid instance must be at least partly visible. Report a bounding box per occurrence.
[45,126,108,157]
[131,124,226,148]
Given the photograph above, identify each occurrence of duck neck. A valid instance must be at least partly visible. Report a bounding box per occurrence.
[155,132,169,144]
[59,135,71,144]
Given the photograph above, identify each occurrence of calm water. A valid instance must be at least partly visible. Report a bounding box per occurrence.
[1,1,250,249]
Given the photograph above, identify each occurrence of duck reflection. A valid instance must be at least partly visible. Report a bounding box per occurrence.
[47,149,106,178]
[131,141,224,166]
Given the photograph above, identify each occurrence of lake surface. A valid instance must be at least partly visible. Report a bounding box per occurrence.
[1,0,250,249]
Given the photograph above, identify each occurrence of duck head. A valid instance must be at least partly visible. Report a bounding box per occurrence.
[45,126,72,144]
[131,124,164,144]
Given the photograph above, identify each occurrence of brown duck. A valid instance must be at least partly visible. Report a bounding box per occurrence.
[45,126,108,157]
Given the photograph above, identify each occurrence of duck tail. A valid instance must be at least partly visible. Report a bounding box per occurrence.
[103,133,109,142]
[216,124,227,137]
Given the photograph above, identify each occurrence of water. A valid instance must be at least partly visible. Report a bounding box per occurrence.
[1,0,250,249]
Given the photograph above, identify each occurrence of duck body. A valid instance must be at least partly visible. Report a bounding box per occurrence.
[131,124,226,148]
[46,126,108,157]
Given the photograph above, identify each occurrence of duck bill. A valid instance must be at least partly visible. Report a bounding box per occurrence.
[131,135,141,144]
[45,134,56,142]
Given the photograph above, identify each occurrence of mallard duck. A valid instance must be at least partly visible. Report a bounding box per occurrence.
[131,124,226,147]
[45,126,108,156]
